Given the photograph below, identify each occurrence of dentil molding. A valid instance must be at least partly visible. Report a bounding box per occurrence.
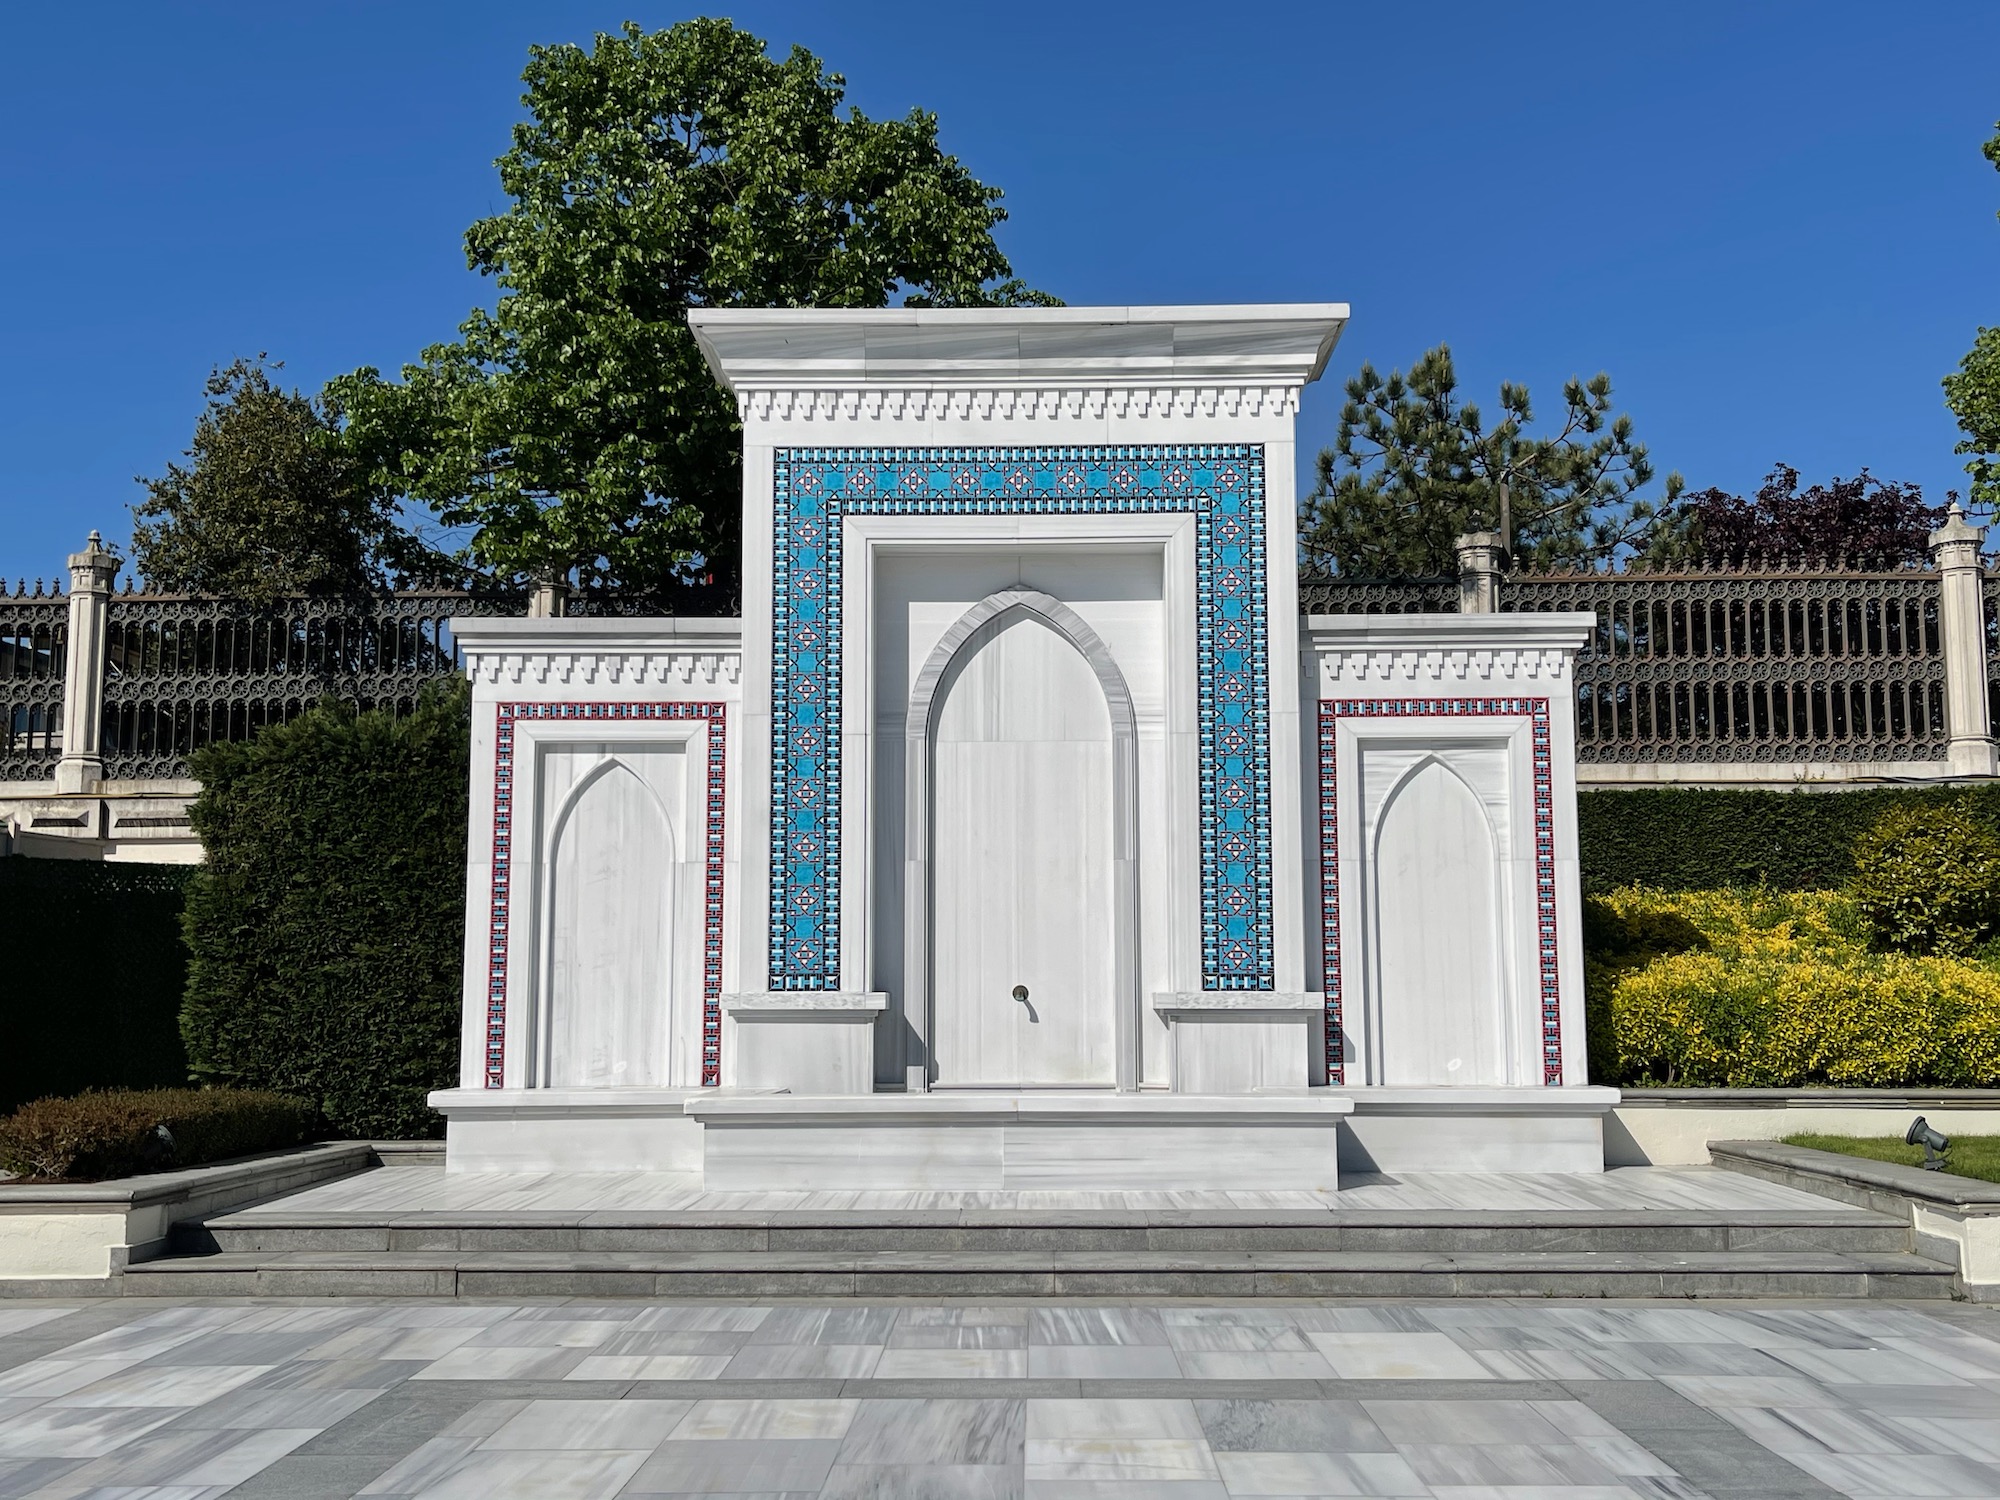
[467,649,742,688]
[736,384,1301,424]
[1317,648,1572,684]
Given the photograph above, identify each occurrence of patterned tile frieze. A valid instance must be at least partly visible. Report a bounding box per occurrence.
[1318,697,1560,1085]
[771,445,1272,990]
[487,702,728,1088]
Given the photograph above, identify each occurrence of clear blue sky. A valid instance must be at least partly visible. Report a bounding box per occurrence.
[3,2,1997,580]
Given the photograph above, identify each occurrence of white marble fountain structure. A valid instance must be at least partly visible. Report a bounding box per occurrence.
[430,304,1616,1189]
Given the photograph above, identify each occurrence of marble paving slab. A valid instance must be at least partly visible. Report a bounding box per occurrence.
[0,1297,1996,1497]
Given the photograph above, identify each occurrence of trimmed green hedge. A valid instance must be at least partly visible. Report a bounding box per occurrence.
[180,684,470,1138]
[0,1087,316,1181]
[0,858,194,1112]
[1578,785,2000,893]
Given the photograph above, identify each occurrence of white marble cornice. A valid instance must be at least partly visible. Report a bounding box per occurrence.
[451,618,744,689]
[1317,647,1571,683]
[467,649,741,688]
[1304,612,1594,685]
[734,383,1302,424]
[688,305,1350,403]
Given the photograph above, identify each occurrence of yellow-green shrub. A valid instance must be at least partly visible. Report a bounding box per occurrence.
[1849,800,2000,955]
[1585,887,2000,1087]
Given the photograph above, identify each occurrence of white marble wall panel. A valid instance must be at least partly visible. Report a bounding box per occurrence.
[703,1121,1008,1191]
[721,996,884,1095]
[864,536,1181,1088]
[693,1096,1352,1191]
[449,620,743,1095]
[1160,1016,1319,1093]
[691,307,1345,1048]
[432,1088,709,1173]
[1337,1088,1615,1173]
[540,748,682,1088]
[1307,614,1597,1090]
[931,612,1116,1087]
[1362,744,1510,1088]
[1001,1123,1340,1191]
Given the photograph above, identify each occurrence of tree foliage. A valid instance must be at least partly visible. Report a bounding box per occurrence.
[180,685,470,1137]
[1943,123,2000,514]
[131,358,427,603]
[332,18,1055,598]
[1302,345,1684,576]
[1682,464,1943,567]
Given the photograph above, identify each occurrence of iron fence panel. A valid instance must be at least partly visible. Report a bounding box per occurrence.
[98,593,515,781]
[1507,568,1947,763]
[0,586,66,780]
[1298,574,1459,615]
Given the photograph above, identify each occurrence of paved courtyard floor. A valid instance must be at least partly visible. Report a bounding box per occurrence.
[0,1296,1995,1499]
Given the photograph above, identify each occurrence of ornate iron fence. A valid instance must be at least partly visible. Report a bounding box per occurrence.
[98,592,516,781]
[1298,574,1458,614]
[568,583,738,618]
[1505,567,1948,764]
[0,582,67,781]
[5,563,1985,784]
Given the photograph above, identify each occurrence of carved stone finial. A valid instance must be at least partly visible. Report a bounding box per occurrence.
[67,529,122,593]
[1929,503,1985,562]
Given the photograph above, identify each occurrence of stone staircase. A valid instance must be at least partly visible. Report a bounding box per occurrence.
[124,1201,1956,1299]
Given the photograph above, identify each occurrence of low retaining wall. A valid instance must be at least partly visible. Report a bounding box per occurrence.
[0,1140,408,1288]
[1710,1138,2000,1301]
[1609,1089,2000,1166]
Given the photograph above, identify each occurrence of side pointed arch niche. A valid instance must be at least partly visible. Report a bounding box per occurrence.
[1366,750,1508,1087]
[538,754,677,1089]
[903,588,1141,1091]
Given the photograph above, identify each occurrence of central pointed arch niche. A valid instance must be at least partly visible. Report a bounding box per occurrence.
[903,588,1141,1091]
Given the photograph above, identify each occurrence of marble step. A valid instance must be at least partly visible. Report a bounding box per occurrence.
[122,1246,1956,1299]
[174,1208,1912,1257]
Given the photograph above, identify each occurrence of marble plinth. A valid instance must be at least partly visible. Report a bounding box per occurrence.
[686,1092,1352,1192]
[1335,1086,1621,1173]
[720,993,884,1095]
[430,1088,713,1174]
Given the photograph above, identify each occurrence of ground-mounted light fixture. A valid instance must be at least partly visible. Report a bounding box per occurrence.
[1906,1115,1951,1172]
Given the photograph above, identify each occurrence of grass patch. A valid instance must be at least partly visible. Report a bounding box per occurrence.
[1781,1132,2000,1186]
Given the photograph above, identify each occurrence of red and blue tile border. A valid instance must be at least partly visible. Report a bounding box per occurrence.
[1317,697,1561,1086]
[485,701,728,1088]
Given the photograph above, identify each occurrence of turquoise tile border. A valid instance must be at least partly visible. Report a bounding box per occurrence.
[770,445,1272,991]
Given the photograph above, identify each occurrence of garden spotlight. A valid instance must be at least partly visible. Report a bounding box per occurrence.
[1905,1116,1950,1172]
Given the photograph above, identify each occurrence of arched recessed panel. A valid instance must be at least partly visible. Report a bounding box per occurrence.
[1371,757,1503,1086]
[546,760,674,1087]
[930,611,1117,1086]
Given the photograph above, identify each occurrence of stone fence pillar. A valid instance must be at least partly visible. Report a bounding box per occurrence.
[1454,531,1504,614]
[54,531,120,794]
[1929,504,1996,777]
[527,575,570,618]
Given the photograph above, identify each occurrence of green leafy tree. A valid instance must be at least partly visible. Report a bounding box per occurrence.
[332,18,1056,599]
[1302,344,1686,576]
[1945,325,2000,514]
[1944,122,2000,513]
[131,358,431,603]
